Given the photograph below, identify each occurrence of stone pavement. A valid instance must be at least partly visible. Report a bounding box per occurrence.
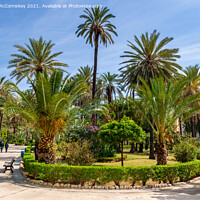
[0,144,200,200]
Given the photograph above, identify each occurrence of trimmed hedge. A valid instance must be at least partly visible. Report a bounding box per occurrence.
[23,153,200,186]
[97,154,127,162]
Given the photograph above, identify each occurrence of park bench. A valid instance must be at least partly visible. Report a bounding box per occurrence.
[3,157,16,173]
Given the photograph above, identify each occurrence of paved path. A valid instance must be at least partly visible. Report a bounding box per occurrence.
[0,145,200,200]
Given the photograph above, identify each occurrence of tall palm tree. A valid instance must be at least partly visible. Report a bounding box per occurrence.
[3,73,87,164]
[8,37,68,83]
[101,72,118,104]
[120,30,181,159]
[76,6,118,124]
[136,77,200,165]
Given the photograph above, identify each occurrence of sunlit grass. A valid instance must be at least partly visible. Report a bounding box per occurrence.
[94,150,178,167]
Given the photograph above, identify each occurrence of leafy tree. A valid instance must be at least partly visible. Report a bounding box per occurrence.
[135,77,200,165]
[76,6,117,124]
[8,37,68,83]
[120,30,182,159]
[99,117,145,166]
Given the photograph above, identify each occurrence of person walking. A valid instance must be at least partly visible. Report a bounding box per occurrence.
[0,141,4,153]
[5,142,9,153]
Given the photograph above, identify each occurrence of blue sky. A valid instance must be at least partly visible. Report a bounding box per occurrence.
[0,0,200,89]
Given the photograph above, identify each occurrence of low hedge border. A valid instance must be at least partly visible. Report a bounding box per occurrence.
[96,154,127,162]
[23,153,200,188]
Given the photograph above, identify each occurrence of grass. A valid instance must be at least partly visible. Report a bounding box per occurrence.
[94,150,179,167]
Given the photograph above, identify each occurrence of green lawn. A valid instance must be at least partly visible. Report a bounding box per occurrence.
[94,150,178,167]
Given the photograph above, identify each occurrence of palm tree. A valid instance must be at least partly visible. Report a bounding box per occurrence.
[76,6,118,124]
[120,30,181,159]
[76,65,93,88]
[0,77,6,138]
[101,72,118,104]
[181,65,200,137]
[0,77,12,138]
[136,77,200,165]
[8,37,68,83]
[3,73,87,164]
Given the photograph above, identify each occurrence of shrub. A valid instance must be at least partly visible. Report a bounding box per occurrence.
[57,141,68,159]
[197,149,200,160]
[174,141,198,162]
[99,144,116,157]
[96,154,127,162]
[23,153,200,186]
[66,140,95,166]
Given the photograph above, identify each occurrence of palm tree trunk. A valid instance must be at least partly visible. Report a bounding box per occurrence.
[185,121,190,133]
[135,143,138,152]
[157,142,167,165]
[0,113,3,138]
[149,115,155,159]
[191,116,196,137]
[107,87,112,104]
[38,136,56,164]
[92,35,99,125]
[130,143,135,153]
[197,115,200,137]
[139,143,143,153]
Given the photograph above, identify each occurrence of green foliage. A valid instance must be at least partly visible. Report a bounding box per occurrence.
[96,154,127,162]
[197,149,200,160]
[99,117,145,144]
[76,7,117,47]
[65,140,95,166]
[174,140,198,163]
[8,37,68,83]
[99,144,116,157]
[135,77,200,165]
[57,141,68,159]
[23,153,200,186]
[120,30,181,88]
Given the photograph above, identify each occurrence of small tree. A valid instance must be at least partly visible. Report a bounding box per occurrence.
[99,117,145,166]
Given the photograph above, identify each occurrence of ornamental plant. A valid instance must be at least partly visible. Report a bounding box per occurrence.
[99,116,145,166]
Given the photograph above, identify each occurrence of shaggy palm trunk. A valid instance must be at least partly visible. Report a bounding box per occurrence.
[157,142,167,165]
[149,115,155,159]
[0,113,3,137]
[38,136,56,164]
[92,35,99,126]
